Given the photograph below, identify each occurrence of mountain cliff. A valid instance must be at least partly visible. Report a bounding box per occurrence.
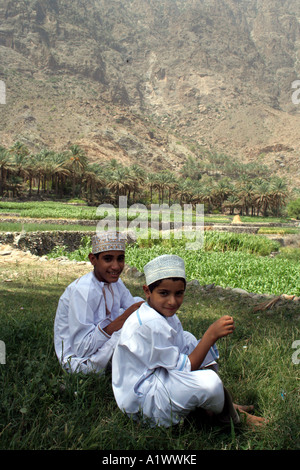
[0,0,299,186]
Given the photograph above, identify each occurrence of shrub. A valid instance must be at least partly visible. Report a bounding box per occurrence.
[287,198,300,219]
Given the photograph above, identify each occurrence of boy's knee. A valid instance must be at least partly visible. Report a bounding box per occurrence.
[204,370,224,412]
[207,370,223,393]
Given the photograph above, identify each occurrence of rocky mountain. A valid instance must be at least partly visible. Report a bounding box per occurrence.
[0,0,299,187]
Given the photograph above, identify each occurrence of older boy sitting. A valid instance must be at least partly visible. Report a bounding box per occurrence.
[54,231,144,374]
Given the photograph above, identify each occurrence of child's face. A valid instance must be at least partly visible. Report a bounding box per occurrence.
[88,250,125,283]
[143,278,185,317]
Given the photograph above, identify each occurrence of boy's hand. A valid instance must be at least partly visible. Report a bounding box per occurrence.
[103,301,144,336]
[189,315,235,371]
[122,301,145,318]
[207,315,235,342]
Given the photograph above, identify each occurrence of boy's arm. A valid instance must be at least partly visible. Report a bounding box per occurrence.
[103,301,144,336]
[189,315,235,371]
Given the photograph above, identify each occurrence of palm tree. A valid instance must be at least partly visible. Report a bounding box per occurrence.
[9,141,29,158]
[175,179,194,206]
[67,144,88,197]
[105,166,131,200]
[224,160,244,179]
[222,194,242,215]
[8,141,30,177]
[146,172,159,204]
[23,153,37,196]
[200,182,215,213]
[253,180,272,216]
[0,146,9,196]
[7,141,30,196]
[190,182,204,208]
[155,170,178,205]
[82,163,105,203]
[206,152,229,178]
[211,178,234,212]
[236,181,255,216]
[269,177,288,216]
[128,164,146,202]
[106,158,119,171]
[49,151,70,197]
[28,150,69,196]
[164,171,178,205]
[180,155,204,181]
[32,150,48,195]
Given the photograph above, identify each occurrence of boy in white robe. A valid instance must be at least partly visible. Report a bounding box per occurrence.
[112,254,266,427]
[54,232,144,374]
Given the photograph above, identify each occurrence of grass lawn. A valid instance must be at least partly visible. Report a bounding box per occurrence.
[0,200,295,224]
[0,256,299,450]
[0,222,96,232]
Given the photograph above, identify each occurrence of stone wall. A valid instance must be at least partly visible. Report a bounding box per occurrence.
[0,226,260,257]
[0,231,95,256]
[0,223,296,255]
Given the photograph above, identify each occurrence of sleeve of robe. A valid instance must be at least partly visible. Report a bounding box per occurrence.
[68,278,143,359]
[68,285,112,358]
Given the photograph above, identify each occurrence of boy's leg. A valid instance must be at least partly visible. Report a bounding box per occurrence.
[215,387,240,424]
[216,388,268,427]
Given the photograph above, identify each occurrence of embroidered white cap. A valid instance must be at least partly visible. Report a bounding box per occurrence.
[92,231,126,254]
[144,254,186,286]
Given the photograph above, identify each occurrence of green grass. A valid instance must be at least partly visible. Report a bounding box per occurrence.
[258,227,300,235]
[277,247,300,263]
[0,261,299,450]
[125,245,299,296]
[239,216,292,224]
[0,222,96,232]
[0,201,294,224]
[49,234,299,296]
[0,201,98,220]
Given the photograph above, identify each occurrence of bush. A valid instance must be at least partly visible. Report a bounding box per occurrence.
[287,198,300,219]
[125,244,300,296]
[135,231,280,256]
[50,235,92,260]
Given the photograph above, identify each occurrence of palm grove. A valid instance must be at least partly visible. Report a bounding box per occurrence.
[0,141,295,217]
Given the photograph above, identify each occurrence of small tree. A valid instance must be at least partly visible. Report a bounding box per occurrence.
[287,198,300,220]
[68,145,88,197]
[0,146,9,196]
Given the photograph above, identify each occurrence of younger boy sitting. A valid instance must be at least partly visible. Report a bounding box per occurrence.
[54,231,144,374]
[112,254,266,427]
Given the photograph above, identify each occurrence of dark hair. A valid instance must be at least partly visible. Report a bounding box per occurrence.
[148,277,186,292]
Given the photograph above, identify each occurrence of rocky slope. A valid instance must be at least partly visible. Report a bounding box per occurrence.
[0,0,299,186]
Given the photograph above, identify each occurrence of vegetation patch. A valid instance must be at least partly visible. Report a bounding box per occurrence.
[257,227,300,235]
[0,222,96,232]
[48,234,300,296]
[1,142,298,218]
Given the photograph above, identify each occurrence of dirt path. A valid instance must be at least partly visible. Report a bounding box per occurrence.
[0,243,88,265]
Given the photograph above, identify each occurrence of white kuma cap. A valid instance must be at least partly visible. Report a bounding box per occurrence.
[92,231,126,254]
[144,254,186,286]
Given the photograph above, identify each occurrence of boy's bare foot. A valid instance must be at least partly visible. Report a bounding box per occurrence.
[233,403,268,427]
[239,411,268,427]
[234,404,254,413]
